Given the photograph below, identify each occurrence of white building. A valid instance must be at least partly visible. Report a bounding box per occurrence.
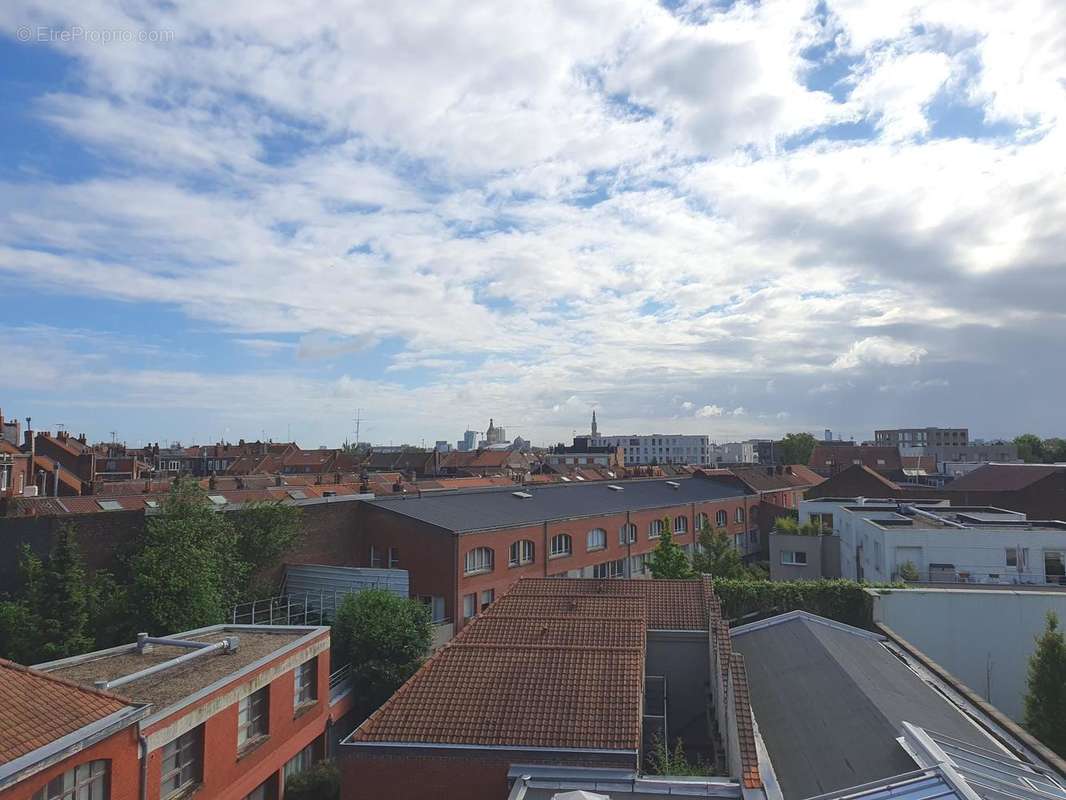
[589,433,713,465]
[719,441,758,464]
[795,497,1066,584]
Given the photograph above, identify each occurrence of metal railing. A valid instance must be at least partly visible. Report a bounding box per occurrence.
[329,663,353,702]
[894,569,1065,586]
[230,592,342,626]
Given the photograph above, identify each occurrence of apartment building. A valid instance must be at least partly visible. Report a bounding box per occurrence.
[587,433,714,465]
[875,426,969,447]
[789,497,1066,584]
[353,475,758,629]
[8,624,354,800]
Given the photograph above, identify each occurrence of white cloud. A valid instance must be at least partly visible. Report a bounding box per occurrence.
[696,404,725,417]
[832,337,928,370]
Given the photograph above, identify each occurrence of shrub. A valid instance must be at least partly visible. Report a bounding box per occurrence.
[284,761,340,800]
[714,578,880,628]
[898,561,920,582]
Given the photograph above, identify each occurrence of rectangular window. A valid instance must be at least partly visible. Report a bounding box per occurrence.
[480,589,494,610]
[1006,548,1018,568]
[781,550,808,566]
[294,658,317,708]
[369,545,383,568]
[244,776,277,800]
[463,593,477,619]
[284,739,319,781]
[160,726,203,799]
[388,546,400,568]
[32,760,109,800]
[238,686,269,746]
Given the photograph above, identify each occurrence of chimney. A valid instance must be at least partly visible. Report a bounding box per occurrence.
[25,418,35,464]
[78,433,86,444]
[53,463,61,497]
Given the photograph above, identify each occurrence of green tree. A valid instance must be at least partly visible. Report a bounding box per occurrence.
[230,502,303,601]
[130,479,240,633]
[1023,611,1066,757]
[283,761,340,800]
[331,588,432,720]
[649,521,693,579]
[1042,438,1066,464]
[34,525,94,661]
[778,432,818,466]
[1014,434,1046,463]
[692,522,747,579]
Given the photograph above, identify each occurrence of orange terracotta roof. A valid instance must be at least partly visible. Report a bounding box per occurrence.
[730,653,762,790]
[0,658,133,763]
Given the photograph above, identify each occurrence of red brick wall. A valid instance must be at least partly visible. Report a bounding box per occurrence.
[340,748,636,800]
[141,632,335,800]
[1,725,141,800]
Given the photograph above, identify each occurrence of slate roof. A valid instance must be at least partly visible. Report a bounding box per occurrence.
[944,464,1065,492]
[0,658,134,764]
[349,577,717,751]
[731,613,997,800]
[365,475,749,533]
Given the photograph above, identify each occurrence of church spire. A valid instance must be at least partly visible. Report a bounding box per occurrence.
[591,409,598,437]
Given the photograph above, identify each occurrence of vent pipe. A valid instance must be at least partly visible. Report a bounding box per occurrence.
[94,635,239,691]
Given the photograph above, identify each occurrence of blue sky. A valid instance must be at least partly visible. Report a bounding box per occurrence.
[1,0,1064,448]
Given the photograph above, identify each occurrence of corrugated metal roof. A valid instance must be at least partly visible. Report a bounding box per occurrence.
[283,564,408,600]
[365,476,749,532]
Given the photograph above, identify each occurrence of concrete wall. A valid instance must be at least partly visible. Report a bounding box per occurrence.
[871,588,1066,721]
[646,631,711,752]
[769,533,824,581]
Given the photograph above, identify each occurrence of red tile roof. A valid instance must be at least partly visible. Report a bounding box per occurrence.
[0,659,133,763]
[351,577,721,754]
[730,654,762,790]
[944,463,1065,492]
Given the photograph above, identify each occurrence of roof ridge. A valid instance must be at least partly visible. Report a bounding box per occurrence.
[449,643,644,653]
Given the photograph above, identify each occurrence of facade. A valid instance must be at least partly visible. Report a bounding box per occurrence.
[795,497,1066,584]
[875,427,970,447]
[340,577,762,800]
[943,463,1066,520]
[809,444,904,479]
[588,433,714,465]
[353,475,758,629]
[905,441,1018,464]
[28,624,353,800]
[0,440,30,498]
[544,443,623,469]
[718,441,757,464]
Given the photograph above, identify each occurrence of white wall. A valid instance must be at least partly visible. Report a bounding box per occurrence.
[872,588,1066,721]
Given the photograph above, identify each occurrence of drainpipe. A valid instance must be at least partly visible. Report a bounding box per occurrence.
[139,734,149,800]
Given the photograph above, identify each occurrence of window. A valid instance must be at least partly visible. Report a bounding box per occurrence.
[649,519,664,539]
[294,658,317,708]
[463,593,477,619]
[388,546,400,568]
[464,547,494,575]
[550,533,572,558]
[369,545,383,568]
[716,510,727,527]
[781,550,808,566]
[238,686,269,746]
[619,523,637,544]
[1006,548,1018,568]
[674,516,687,534]
[32,760,108,800]
[735,507,745,524]
[810,513,834,531]
[593,559,625,578]
[509,539,535,567]
[244,776,277,800]
[695,512,709,531]
[480,589,494,610]
[160,726,203,799]
[586,528,607,551]
[284,739,318,781]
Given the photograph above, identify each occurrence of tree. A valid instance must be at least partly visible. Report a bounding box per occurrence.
[331,588,432,720]
[1023,611,1066,757]
[130,479,240,634]
[1015,434,1046,463]
[1042,438,1066,464]
[692,522,747,579]
[230,502,302,601]
[34,525,95,661]
[649,521,693,579]
[283,761,340,800]
[778,432,818,466]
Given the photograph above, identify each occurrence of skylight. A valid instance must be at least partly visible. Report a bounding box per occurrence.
[207,494,227,505]
[512,491,533,499]
[607,485,623,491]
[97,499,123,511]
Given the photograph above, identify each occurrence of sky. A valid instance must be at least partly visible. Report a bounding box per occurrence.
[1,1,1064,449]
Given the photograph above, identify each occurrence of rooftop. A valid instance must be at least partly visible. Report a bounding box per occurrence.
[944,463,1066,492]
[365,475,749,532]
[347,577,715,752]
[731,612,1013,799]
[37,626,324,715]
[0,658,138,766]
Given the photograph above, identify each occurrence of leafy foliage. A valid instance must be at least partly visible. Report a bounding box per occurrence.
[648,521,693,579]
[714,579,881,628]
[897,561,920,582]
[691,522,748,579]
[230,501,303,600]
[1013,434,1066,464]
[283,761,340,800]
[644,734,714,776]
[778,432,818,466]
[773,516,823,536]
[331,588,432,720]
[1023,612,1066,757]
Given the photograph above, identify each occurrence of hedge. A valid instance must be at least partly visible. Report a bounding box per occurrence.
[714,578,894,629]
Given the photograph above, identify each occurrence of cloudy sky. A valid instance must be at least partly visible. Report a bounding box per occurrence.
[1,1,1063,448]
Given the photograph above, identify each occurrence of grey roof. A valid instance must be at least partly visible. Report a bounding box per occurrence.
[363,476,749,532]
[731,613,996,800]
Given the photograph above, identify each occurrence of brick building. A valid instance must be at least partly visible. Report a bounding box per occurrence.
[18,624,353,800]
[340,576,762,800]
[0,440,30,498]
[809,444,904,480]
[353,475,757,629]
[942,463,1066,521]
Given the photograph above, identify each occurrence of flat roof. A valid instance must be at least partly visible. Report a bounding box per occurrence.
[364,475,749,532]
[38,627,322,712]
[731,612,997,799]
